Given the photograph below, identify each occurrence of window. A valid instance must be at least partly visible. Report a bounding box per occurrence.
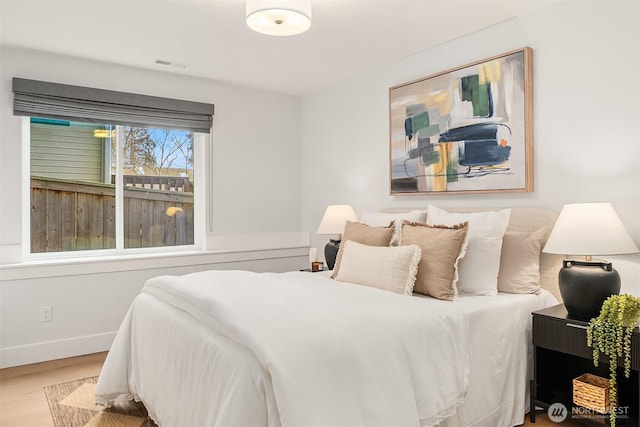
[29,119,199,253]
[118,126,196,249]
[13,78,214,257]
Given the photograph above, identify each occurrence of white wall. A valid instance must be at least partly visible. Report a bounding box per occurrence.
[2,0,639,368]
[300,1,640,285]
[0,46,307,367]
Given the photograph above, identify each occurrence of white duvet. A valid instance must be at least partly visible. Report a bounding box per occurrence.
[97,270,470,427]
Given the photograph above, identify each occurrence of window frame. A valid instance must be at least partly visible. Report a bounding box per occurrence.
[21,117,206,261]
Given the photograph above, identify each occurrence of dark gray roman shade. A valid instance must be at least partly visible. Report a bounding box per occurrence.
[12,78,214,133]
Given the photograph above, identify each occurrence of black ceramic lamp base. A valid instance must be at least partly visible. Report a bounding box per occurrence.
[324,239,340,270]
[559,260,621,320]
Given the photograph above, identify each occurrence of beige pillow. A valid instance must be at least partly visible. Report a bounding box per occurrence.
[333,240,421,295]
[498,227,549,294]
[331,221,394,278]
[400,221,468,301]
[360,209,428,245]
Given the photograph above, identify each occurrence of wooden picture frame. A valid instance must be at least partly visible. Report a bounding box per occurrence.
[389,47,533,195]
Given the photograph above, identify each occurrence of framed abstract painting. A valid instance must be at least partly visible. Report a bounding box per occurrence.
[389,47,533,195]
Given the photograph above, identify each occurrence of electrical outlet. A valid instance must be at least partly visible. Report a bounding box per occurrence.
[40,305,52,322]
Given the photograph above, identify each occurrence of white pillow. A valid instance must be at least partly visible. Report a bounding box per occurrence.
[333,240,421,295]
[360,209,428,245]
[426,204,510,296]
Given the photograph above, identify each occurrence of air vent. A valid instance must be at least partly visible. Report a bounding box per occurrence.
[154,59,189,68]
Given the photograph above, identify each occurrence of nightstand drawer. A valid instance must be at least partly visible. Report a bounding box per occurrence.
[533,314,640,370]
[533,315,592,359]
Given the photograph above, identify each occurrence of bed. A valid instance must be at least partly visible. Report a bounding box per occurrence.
[95,206,563,427]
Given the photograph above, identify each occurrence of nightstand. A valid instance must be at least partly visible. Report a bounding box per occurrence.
[531,304,639,425]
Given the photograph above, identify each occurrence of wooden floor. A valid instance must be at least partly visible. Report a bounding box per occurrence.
[0,352,106,427]
[0,351,583,427]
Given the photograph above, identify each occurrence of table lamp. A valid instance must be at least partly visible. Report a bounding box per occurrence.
[316,205,358,270]
[542,202,639,320]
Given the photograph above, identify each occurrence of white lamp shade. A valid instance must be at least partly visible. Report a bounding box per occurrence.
[316,205,358,235]
[246,0,311,36]
[543,202,639,256]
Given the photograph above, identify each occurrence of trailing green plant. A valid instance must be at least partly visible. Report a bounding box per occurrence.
[586,294,640,427]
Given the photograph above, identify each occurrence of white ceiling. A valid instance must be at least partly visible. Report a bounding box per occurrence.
[0,0,556,95]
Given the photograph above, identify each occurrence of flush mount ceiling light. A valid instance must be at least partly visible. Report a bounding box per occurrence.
[246,0,312,36]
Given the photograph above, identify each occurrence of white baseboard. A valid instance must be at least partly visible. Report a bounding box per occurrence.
[0,331,116,369]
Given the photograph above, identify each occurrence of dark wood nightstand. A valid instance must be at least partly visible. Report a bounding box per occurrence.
[531,304,640,425]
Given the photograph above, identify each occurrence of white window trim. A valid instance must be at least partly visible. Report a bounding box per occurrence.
[21,117,206,261]
[21,117,30,260]
[114,125,124,252]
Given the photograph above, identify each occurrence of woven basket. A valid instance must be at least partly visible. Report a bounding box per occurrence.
[573,373,614,414]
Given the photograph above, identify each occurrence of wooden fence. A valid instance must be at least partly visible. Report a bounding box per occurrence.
[31,176,194,253]
[114,174,193,192]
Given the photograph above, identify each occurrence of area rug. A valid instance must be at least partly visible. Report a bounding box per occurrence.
[43,376,157,427]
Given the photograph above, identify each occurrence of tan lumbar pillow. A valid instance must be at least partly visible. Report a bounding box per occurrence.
[333,240,422,295]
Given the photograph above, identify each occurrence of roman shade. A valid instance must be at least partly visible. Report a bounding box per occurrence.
[12,78,214,133]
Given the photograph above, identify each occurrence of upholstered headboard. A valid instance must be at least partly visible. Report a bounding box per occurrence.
[380,207,563,301]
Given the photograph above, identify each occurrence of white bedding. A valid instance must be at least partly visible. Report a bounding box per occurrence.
[96,270,557,427]
[439,291,557,426]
